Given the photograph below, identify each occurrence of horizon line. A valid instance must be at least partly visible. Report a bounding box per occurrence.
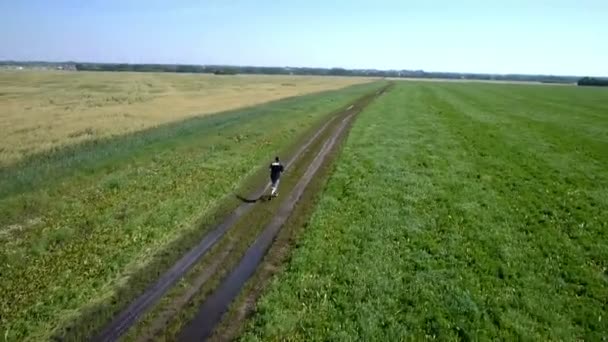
[2,59,605,79]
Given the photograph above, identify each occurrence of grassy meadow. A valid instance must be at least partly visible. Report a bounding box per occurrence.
[0,70,371,165]
[0,76,383,341]
[242,82,608,340]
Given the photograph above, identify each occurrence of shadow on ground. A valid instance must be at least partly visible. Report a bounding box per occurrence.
[235,194,272,203]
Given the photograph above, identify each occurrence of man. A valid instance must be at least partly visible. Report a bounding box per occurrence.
[269,156,284,198]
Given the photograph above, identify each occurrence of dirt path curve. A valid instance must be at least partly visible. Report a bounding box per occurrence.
[92,87,386,342]
[178,85,390,341]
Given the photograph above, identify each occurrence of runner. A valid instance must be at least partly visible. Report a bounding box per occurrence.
[269,156,284,198]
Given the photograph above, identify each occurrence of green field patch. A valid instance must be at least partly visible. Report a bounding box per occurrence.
[243,82,608,340]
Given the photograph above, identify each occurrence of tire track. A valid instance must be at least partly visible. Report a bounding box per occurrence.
[178,86,389,341]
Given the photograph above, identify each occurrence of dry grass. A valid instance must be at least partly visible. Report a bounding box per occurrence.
[0,70,371,165]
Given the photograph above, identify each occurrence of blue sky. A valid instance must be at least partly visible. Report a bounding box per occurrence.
[1,0,606,76]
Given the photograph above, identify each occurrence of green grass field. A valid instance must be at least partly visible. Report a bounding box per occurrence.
[0,81,383,341]
[242,82,608,340]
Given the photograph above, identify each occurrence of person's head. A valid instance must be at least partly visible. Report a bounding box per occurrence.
[275,156,280,162]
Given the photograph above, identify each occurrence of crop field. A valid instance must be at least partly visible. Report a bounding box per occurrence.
[0,71,371,166]
[0,74,382,341]
[242,82,608,340]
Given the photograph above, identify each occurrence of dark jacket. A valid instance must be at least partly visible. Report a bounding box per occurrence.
[269,161,284,181]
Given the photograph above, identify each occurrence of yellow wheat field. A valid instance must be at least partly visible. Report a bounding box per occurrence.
[0,70,372,166]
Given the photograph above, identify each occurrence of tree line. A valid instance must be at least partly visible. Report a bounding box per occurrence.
[69,63,583,83]
[0,60,594,84]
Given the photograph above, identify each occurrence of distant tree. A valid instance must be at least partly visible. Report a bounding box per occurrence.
[578,77,608,87]
[328,68,350,76]
[213,67,238,75]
